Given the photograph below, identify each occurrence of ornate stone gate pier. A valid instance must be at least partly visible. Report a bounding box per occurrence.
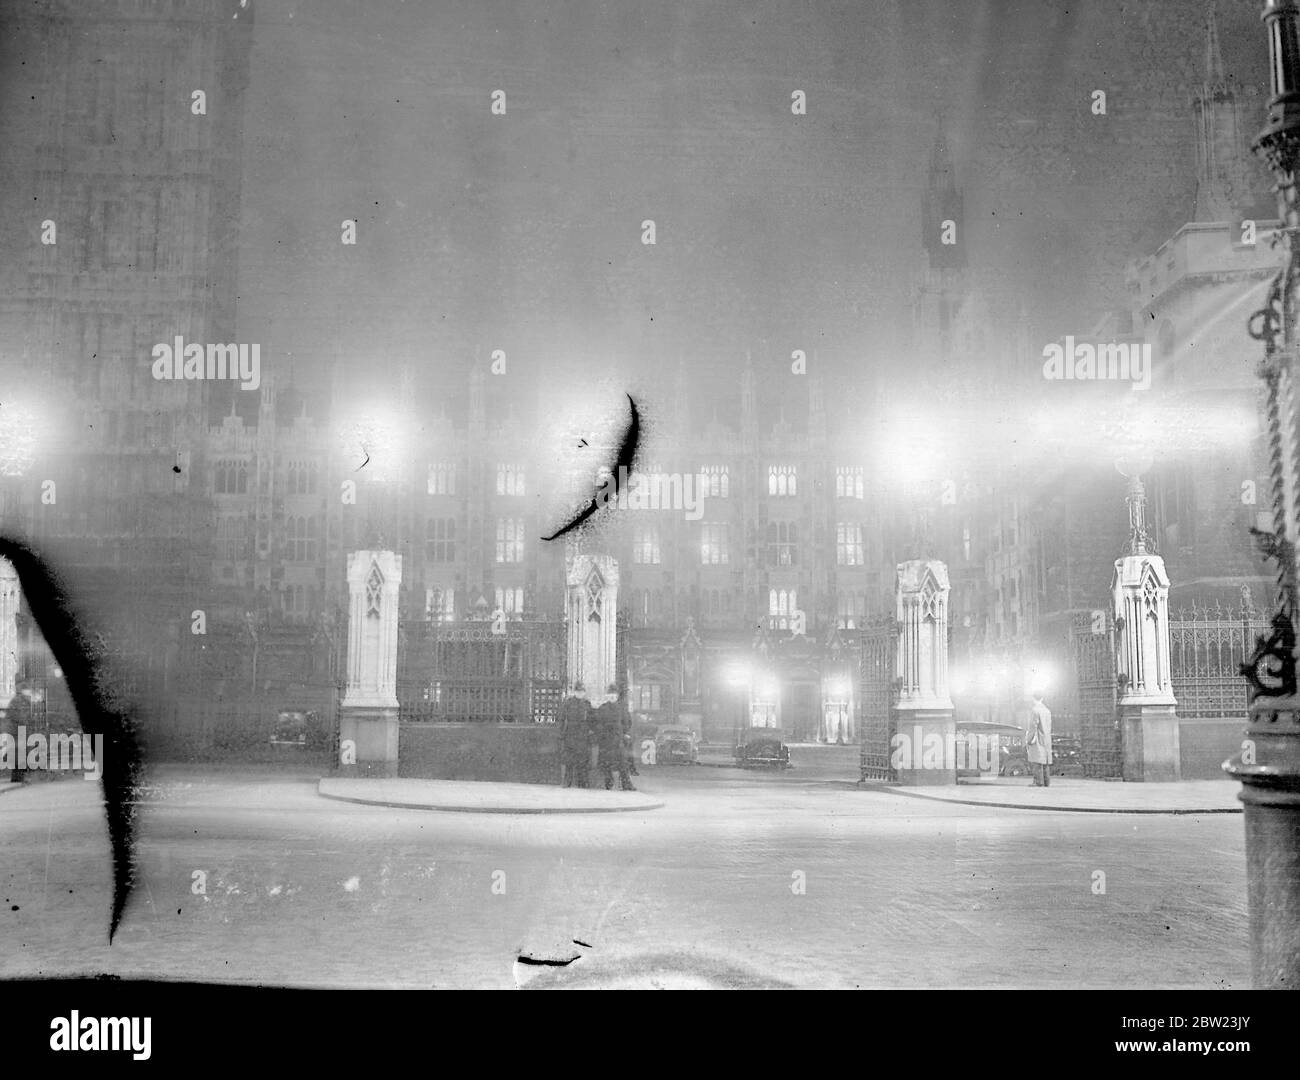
[338,550,402,776]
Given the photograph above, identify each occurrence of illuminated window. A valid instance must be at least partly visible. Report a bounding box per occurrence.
[494,586,524,618]
[427,462,456,495]
[836,523,863,566]
[701,524,729,565]
[633,526,661,564]
[768,588,797,629]
[836,466,864,500]
[766,522,798,566]
[631,683,662,712]
[496,517,525,563]
[496,463,526,496]
[701,465,729,498]
[837,592,864,630]
[768,465,797,497]
[426,587,454,622]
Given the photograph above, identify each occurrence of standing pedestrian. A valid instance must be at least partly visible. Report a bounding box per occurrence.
[625,710,640,777]
[1025,691,1053,787]
[594,684,635,791]
[558,683,592,788]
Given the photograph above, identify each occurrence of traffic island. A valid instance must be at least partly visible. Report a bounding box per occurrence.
[318,777,664,814]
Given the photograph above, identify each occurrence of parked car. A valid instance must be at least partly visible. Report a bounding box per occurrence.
[270,709,315,748]
[1001,745,1033,777]
[655,725,699,765]
[954,720,1030,778]
[1051,735,1084,777]
[734,726,792,769]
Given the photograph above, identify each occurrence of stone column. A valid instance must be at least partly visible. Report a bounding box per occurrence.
[566,548,619,697]
[339,550,402,777]
[1114,552,1180,781]
[1113,473,1180,781]
[0,558,17,710]
[0,558,18,780]
[893,559,955,785]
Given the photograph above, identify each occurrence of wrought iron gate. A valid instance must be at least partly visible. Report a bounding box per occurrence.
[1169,593,1267,720]
[1069,611,1121,778]
[397,618,566,723]
[858,615,898,781]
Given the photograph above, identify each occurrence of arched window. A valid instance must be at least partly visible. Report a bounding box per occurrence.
[496,464,526,496]
[495,518,524,563]
[768,522,797,566]
[215,460,249,495]
[769,465,797,496]
[426,518,455,562]
[702,465,729,498]
[768,588,797,628]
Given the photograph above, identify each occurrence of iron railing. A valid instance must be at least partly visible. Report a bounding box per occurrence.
[1169,594,1268,720]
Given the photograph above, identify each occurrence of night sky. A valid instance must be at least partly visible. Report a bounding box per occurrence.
[235,0,1270,423]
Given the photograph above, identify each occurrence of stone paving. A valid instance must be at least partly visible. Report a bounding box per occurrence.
[0,764,1251,988]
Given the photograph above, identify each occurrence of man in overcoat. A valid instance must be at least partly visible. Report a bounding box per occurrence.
[594,684,635,791]
[558,683,592,787]
[1025,691,1053,787]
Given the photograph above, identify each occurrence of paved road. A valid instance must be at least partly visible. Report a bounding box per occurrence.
[0,762,1249,989]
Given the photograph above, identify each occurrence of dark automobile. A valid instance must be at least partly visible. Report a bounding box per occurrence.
[734,726,792,769]
[270,709,314,748]
[655,725,699,765]
[1000,744,1033,778]
[954,720,1030,778]
[1051,734,1083,776]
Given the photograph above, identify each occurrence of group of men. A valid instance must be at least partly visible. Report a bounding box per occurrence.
[557,682,636,791]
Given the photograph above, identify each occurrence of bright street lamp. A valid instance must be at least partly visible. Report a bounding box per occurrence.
[337,406,408,484]
[0,399,40,478]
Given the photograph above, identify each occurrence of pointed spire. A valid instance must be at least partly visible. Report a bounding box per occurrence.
[740,351,758,445]
[808,370,826,449]
[923,114,965,270]
[1192,0,1260,222]
[1205,1,1226,92]
[468,362,486,435]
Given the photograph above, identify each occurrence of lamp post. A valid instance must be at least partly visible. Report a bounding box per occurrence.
[243,609,262,701]
[0,399,39,784]
[1228,0,1300,989]
[0,563,17,784]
